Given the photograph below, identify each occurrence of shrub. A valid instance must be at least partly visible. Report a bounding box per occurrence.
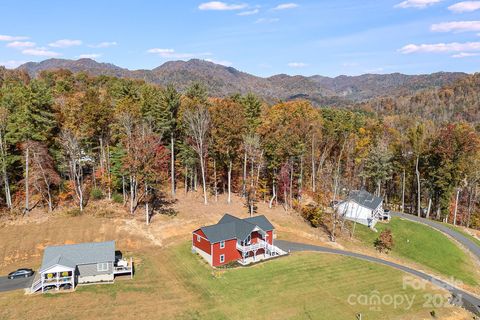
[300,204,324,227]
[65,208,82,217]
[90,188,104,200]
[374,229,394,253]
[112,193,123,204]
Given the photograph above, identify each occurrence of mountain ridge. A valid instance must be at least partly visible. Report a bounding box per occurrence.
[15,58,469,104]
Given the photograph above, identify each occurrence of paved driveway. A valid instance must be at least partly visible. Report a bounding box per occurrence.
[391,212,480,261]
[275,240,480,316]
[0,275,34,293]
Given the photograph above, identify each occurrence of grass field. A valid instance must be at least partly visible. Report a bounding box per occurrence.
[0,242,467,320]
[353,217,478,286]
[441,222,480,247]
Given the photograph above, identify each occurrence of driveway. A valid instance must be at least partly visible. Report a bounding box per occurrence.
[391,212,480,261]
[0,275,34,293]
[275,240,480,316]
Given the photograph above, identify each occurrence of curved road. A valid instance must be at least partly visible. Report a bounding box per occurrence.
[391,212,480,261]
[275,240,480,316]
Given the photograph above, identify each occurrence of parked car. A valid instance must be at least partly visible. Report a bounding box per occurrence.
[8,268,34,279]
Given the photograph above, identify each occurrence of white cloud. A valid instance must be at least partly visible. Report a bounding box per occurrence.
[273,3,299,10]
[0,60,27,69]
[238,9,259,15]
[399,41,480,53]
[394,0,441,9]
[198,1,247,10]
[255,17,280,23]
[0,34,29,41]
[22,48,61,57]
[48,39,82,48]
[88,41,117,48]
[288,62,307,68]
[78,53,102,59]
[6,41,36,48]
[205,58,233,66]
[431,21,480,32]
[448,1,480,13]
[452,52,480,57]
[147,48,210,59]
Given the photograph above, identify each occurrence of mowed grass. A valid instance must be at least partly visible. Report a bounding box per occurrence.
[0,242,463,320]
[354,217,478,286]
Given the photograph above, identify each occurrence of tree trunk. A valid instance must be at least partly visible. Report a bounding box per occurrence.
[289,162,293,208]
[227,160,232,204]
[426,198,432,219]
[311,135,316,192]
[0,133,11,209]
[467,184,476,228]
[299,155,303,200]
[171,136,175,197]
[416,156,421,217]
[453,188,460,225]
[106,143,111,200]
[145,182,149,225]
[269,174,276,209]
[122,175,126,205]
[24,146,30,214]
[242,151,247,197]
[401,169,405,214]
[213,158,218,202]
[184,165,188,194]
[332,139,347,204]
[200,154,208,205]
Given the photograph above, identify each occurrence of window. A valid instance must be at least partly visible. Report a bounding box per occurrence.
[220,241,225,249]
[220,254,225,263]
[197,235,201,242]
[97,262,109,272]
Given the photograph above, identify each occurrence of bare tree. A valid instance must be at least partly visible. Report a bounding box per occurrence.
[60,130,85,211]
[184,105,210,205]
[0,107,11,209]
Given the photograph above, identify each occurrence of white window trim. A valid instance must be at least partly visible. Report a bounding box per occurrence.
[220,241,225,249]
[220,254,225,263]
[97,262,109,272]
[197,235,201,242]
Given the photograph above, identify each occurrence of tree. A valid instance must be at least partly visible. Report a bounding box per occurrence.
[5,80,56,214]
[184,105,210,205]
[374,229,394,253]
[361,143,393,196]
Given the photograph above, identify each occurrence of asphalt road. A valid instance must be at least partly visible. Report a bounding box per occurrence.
[0,275,34,293]
[391,212,480,261]
[275,240,480,316]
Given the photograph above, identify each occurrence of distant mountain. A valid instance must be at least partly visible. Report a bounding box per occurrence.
[16,58,468,104]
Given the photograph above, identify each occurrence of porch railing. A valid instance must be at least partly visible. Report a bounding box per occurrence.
[236,239,269,253]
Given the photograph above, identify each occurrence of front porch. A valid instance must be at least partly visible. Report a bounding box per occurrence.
[31,265,75,293]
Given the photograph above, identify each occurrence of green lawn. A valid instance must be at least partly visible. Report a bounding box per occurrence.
[441,222,480,247]
[0,242,462,320]
[353,217,478,286]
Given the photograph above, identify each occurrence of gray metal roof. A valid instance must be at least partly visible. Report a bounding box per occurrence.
[200,214,274,243]
[40,241,115,272]
[349,190,383,210]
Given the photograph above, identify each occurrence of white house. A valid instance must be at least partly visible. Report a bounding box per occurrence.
[337,190,387,228]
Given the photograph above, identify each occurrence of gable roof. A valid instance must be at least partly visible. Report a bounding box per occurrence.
[198,214,274,243]
[40,241,115,272]
[348,190,382,210]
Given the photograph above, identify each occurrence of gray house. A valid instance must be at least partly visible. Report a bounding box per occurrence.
[31,241,132,293]
[337,190,388,228]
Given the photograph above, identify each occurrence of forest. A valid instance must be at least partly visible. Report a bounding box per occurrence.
[0,67,479,232]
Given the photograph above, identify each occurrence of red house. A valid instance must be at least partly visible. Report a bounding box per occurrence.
[192,214,285,266]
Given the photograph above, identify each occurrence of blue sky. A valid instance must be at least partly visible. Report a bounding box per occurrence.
[0,0,479,77]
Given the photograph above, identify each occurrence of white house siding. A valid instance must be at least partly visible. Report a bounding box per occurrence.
[338,201,377,227]
[77,262,114,283]
[193,246,213,266]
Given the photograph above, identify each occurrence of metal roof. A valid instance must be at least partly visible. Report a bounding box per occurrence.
[200,214,275,243]
[349,190,383,210]
[40,241,115,272]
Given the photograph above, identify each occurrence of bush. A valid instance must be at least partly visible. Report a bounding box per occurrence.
[300,204,324,227]
[90,188,104,200]
[374,229,394,253]
[65,208,82,217]
[112,193,123,204]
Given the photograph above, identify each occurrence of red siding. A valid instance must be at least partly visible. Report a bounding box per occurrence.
[267,230,273,245]
[193,229,211,254]
[212,239,241,267]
